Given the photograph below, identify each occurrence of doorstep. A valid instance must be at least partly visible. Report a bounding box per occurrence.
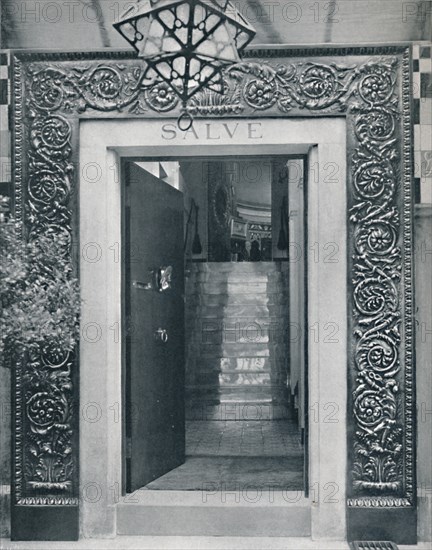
[0,536,348,550]
[1,537,431,550]
[117,490,310,537]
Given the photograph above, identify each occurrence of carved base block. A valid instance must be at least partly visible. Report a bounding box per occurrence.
[11,505,79,541]
[347,506,417,545]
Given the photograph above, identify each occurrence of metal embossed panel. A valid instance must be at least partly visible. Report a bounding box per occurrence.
[10,46,415,541]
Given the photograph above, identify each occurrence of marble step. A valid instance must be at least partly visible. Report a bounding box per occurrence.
[191,325,288,345]
[184,318,289,335]
[186,317,289,328]
[186,396,289,409]
[193,262,284,273]
[190,367,288,382]
[186,399,290,420]
[185,304,289,318]
[192,282,287,295]
[186,374,287,388]
[190,371,288,386]
[187,317,289,328]
[186,293,288,307]
[199,334,289,346]
[191,357,273,373]
[198,372,271,385]
[185,402,293,420]
[199,343,287,358]
[187,385,288,399]
[192,271,285,283]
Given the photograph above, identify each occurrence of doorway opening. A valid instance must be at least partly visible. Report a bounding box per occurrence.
[123,156,307,495]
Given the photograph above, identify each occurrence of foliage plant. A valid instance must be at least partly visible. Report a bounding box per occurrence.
[0,220,80,364]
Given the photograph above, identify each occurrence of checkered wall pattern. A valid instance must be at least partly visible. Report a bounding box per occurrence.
[413,44,432,204]
[0,51,11,198]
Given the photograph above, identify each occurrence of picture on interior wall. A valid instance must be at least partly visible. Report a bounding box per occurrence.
[230,217,248,239]
[1,0,431,548]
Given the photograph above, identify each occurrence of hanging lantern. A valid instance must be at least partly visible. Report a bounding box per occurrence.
[114,0,255,127]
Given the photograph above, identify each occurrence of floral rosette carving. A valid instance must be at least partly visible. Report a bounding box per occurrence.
[355,109,395,143]
[27,115,73,232]
[348,56,407,498]
[300,64,338,99]
[18,65,80,502]
[40,115,71,148]
[355,220,399,258]
[27,392,67,435]
[145,81,179,112]
[82,67,122,101]
[22,343,75,493]
[353,373,403,492]
[28,63,161,115]
[244,78,278,109]
[228,60,362,113]
[41,343,71,369]
[358,65,395,106]
[352,311,404,495]
[356,333,399,377]
[355,389,392,431]
[30,68,66,111]
[354,159,396,201]
[354,276,398,317]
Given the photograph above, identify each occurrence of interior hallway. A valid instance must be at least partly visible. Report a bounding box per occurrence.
[143,257,305,493]
[143,420,304,491]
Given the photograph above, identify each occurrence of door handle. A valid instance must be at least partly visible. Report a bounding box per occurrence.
[133,280,153,290]
[133,269,155,291]
[133,266,173,292]
[154,328,168,343]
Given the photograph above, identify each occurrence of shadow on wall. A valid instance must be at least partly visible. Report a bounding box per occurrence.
[415,204,432,543]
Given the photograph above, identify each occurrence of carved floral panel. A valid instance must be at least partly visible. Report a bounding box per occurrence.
[11,47,414,509]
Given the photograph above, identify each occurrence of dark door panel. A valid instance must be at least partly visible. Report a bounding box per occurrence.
[125,161,185,493]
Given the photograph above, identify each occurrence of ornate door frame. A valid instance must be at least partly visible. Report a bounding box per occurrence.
[10,46,416,542]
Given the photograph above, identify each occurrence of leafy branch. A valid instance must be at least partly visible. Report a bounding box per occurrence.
[0,220,80,362]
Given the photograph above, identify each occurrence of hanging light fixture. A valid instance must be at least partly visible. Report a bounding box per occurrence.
[114,0,255,129]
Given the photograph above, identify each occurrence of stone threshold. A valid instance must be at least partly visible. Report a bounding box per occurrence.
[1,537,430,550]
[0,537,345,549]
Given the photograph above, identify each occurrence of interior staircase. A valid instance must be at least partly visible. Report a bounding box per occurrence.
[185,262,291,420]
[116,262,309,537]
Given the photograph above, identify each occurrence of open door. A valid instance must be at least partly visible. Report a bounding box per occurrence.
[125,161,185,493]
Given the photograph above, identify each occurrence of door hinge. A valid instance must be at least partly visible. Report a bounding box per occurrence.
[126,437,132,459]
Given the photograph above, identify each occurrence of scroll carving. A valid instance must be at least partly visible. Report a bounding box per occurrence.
[12,48,413,508]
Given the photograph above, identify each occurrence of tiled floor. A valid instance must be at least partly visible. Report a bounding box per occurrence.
[144,420,304,491]
[144,455,304,491]
[186,419,303,457]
